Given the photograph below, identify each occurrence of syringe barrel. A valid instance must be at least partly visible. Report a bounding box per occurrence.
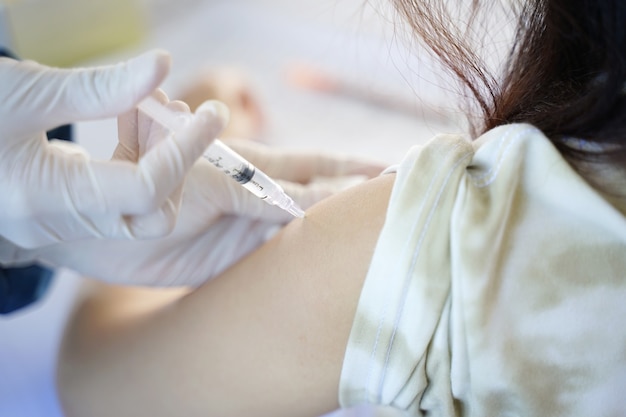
[203,140,283,200]
[204,139,256,183]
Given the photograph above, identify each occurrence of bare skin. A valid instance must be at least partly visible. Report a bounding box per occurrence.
[57,173,395,417]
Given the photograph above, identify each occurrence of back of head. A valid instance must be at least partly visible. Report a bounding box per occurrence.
[392,0,626,168]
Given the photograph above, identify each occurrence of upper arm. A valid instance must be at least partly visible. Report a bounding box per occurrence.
[57,173,395,417]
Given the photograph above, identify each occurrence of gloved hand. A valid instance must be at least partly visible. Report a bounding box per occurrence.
[0,49,226,249]
[2,95,386,287]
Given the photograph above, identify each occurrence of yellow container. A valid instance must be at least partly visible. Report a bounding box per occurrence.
[0,0,146,67]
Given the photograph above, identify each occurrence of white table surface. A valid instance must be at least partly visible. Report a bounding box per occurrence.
[0,1,459,416]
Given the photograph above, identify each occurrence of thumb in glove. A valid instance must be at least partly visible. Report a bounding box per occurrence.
[1,49,171,139]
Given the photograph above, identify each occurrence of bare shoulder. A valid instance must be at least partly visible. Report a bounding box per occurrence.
[58,173,396,417]
[212,170,397,305]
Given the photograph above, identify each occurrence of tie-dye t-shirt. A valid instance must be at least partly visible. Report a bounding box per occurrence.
[340,123,626,416]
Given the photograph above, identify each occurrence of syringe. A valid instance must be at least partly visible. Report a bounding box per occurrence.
[203,139,305,217]
[138,96,305,218]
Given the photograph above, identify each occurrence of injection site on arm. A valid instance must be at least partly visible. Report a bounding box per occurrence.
[138,96,305,218]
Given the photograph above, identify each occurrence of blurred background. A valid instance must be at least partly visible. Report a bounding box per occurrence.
[0,0,463,415]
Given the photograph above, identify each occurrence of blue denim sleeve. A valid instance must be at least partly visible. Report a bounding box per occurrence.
[0,48,73,314]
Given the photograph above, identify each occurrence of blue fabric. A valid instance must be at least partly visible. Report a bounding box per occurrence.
[0,266,55,314]
[0,47,16,59]
[0,48,73,314]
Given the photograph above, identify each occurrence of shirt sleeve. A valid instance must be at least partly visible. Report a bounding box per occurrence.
[339,132,474,413]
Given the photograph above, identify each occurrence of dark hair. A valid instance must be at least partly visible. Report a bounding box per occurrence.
[393,0,626,166]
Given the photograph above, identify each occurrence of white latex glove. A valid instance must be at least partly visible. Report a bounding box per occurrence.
[4,97,386,287]
[0,49,226,249]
